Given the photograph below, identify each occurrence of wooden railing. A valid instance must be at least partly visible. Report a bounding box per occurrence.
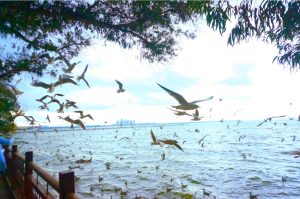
[4,145,80,199]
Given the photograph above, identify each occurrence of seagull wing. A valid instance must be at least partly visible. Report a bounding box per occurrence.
[46,115,51,122]
[77,64,88,80]
[74,110,83,117]
[199,135,207,143]
[31,81,51,89]
[61,74,74,79]
[86,114,94,120]
[168,108,192,116]
[150,130,157,143]
[173,142,184,152]
[157,83,188,105]
[48,99,61,106]
[160,140,183,152]
[82,64,88,76]
[115,80,123,89]
[54,93,64,97]
[257,120,266,127]
[82,78,90,88]
[190,96,214,104]
[59,77,79,86]
[269,115,287,119]
[37,95,51,102]
[74,119,86,129]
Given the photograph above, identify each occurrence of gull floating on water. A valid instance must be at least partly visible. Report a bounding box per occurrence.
[115,80,125,93]
[157,83,213,110]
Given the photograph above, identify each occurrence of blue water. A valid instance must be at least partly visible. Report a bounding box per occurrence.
[14,120,300,199]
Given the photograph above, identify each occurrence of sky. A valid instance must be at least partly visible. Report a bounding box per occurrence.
[14,23,300,127]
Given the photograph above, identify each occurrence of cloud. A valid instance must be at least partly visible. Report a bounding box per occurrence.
[14,23,300,127]
[65,86,140,108]
[221,64,255,86]
[79,42,162,83]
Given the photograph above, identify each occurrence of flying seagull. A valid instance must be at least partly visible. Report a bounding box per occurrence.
[257,115,287,127]
[167,108,192,116]
[115,80,125,93]
[53,74,78,87]
[157,83,213,110]
[191,109,204,121]
[150,129,160,145]
[150,129,183,151]
[77,64,90,88]
[58,116,86,129]
[74,111,94,120]
[46,115,51,123]
[31,80,54,93]
[58,52,81,73]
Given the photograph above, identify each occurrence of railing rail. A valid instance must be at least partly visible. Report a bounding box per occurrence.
[4,145,80,199]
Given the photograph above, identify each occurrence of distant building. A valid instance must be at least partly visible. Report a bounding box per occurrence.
[116,119,135,126]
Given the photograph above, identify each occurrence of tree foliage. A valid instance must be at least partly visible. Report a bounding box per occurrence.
[226,0,300,69]
[0,0,299,132]
[0,1,206,81]
[0,83,18,133]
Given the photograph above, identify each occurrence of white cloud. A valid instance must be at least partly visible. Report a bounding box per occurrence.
[15,23,300,127]
[79,42,163,83]
[65,86,140,107]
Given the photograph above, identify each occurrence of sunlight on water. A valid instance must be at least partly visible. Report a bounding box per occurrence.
[14,120,300,199]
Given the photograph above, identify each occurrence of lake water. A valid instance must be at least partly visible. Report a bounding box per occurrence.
[14,120,300,199]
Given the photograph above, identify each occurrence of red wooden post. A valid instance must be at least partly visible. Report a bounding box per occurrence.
[24,151,33,199]
[59,170,75,199]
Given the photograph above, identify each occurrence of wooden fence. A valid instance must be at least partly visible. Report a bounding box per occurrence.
[4,145,80,199]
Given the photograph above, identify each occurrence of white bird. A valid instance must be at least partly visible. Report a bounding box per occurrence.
[53,74,78,87]
[58,52,81,73]
[157,83,213,110]
[58,116,85,129]
[31,80,54,93]
[115,80,125,93]
[77,64,90,88]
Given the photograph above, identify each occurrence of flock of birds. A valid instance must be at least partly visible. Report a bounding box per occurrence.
[12,53,216,129]
[17,118,298,199]
[8,53,300,131]
[8,56,300,199]
[26,79,216,142]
